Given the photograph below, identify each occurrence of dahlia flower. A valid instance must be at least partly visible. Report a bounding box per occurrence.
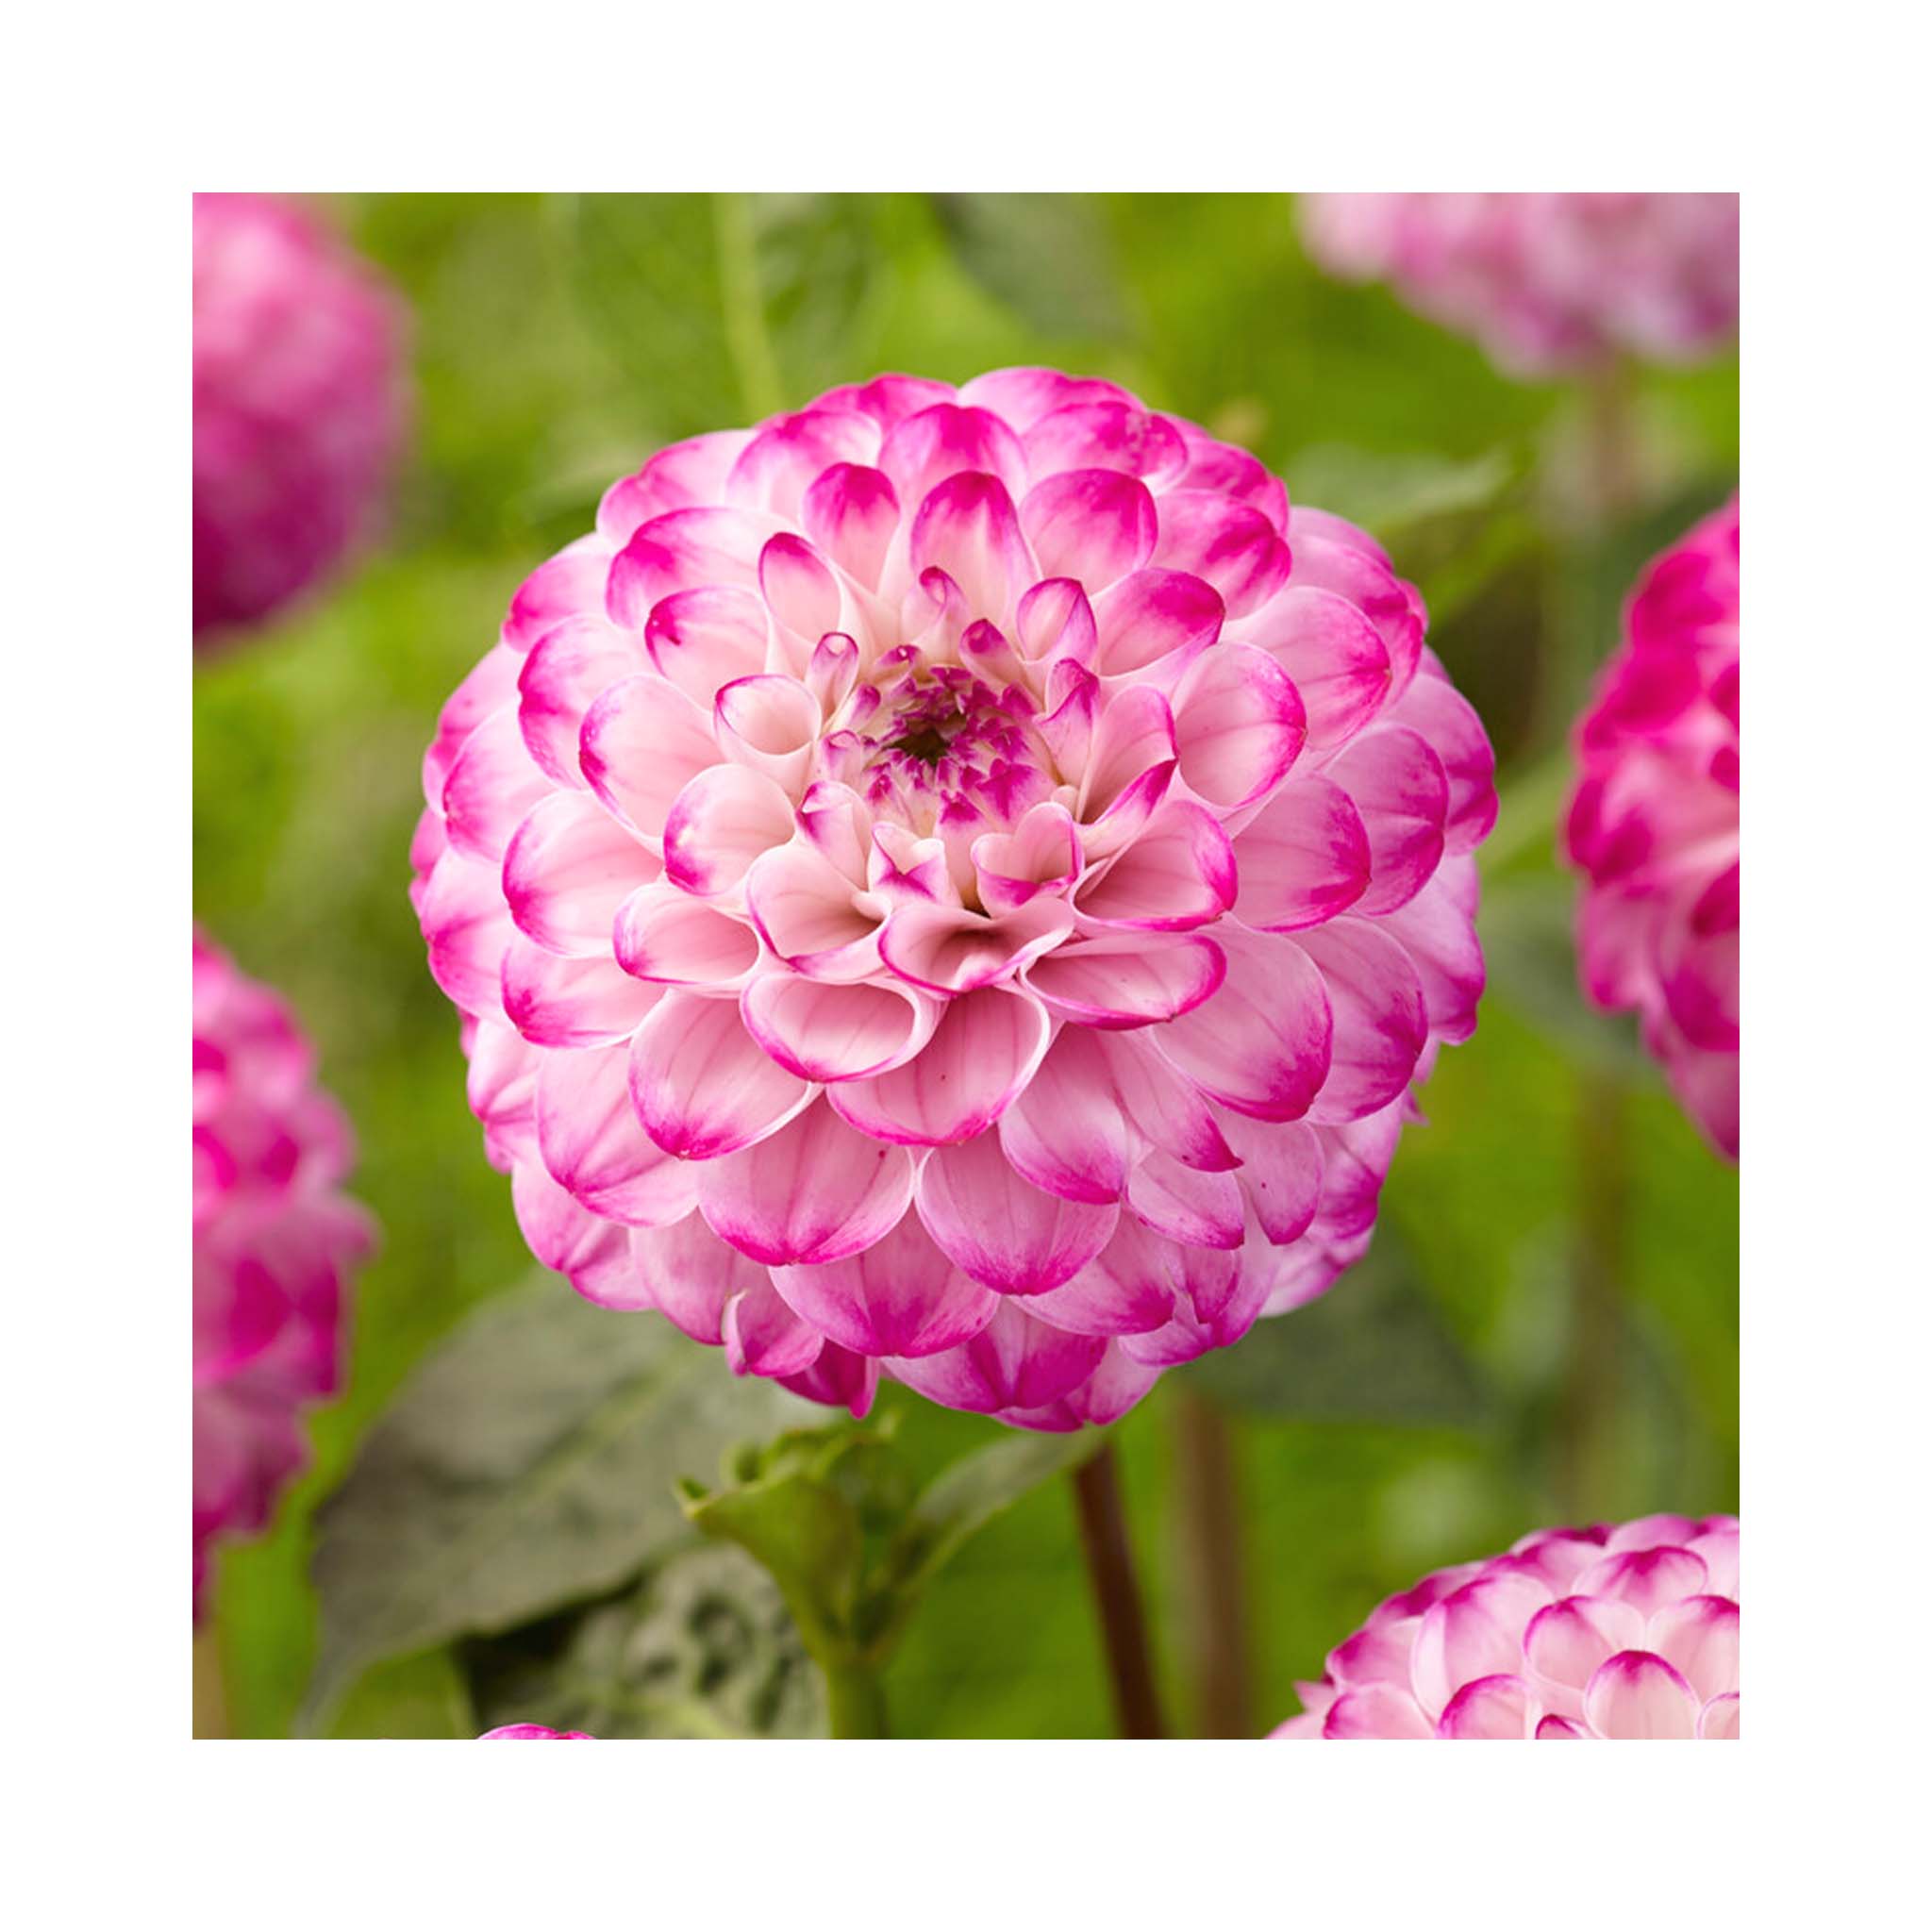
[1277,1513,1740,1739]
[1566,498,1739,1156]
[192,192,407,643]
[478,1724,592,1740]
[193,931,372,1616]
[1300,194,1740,376]
[411,368,1495,1429]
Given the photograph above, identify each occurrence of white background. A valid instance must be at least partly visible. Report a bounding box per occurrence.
[8,1,1924,1923]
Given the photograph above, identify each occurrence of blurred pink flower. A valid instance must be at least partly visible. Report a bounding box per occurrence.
[192,192,408,645]
[478,1724,593,1740]
[1300,193,1740,376]
[193,931,372,1617]
[1567,498,1739,1156]
[1277,1513,1740,1739]
[412,369,1495,1428]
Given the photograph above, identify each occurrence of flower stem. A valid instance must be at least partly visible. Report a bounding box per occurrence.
[1562,1063,1631,1516]
[1071,1443,1167,1739]
[1172,1391,1254,1737]
[823,1656,890,1740]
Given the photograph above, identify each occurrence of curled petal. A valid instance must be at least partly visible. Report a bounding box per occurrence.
[1322,1684,1434,1740]
[1151,490,1292,617]
[744,840,882,976]
[972,801,1080,916]
[917,1133,1120,1294]
[1574,1545,1709,1617]
[1412,1575,1557,1722]
[419,847,515,1020]
[1091,568,1224,680]
[998,1029,1133,1204]
[741,974,937,1083]
[1024,402,1188,483]
[1025,1215,1179,1336]
[879,403,1028,504]
[1235,586,1392,747]
[910,471,1033,623]
[878,896,1074,995]
[1581,1651,1700,1740]
[1323,724,1450,916]
[801,463,901,591]
[1292,921,1428,1124]
[579,676,721,843]
[1437,1674,1537,1740]
[625,1213,770,1341]
[1075,801,1236,931]
[607,507,779,629]
[1155,929,1332,1124]
[1524,1595,1647,1691]
[1020,469,1158,591]
[503,936,661,1048]
[771,1214,997,1359]
[613,883,761,986]
[1286,527,1423,696]
[1171,641,1307,809]
[1016,576,1098,669]
[1377,864,1484,1044]
[504,539,613,652]
[1125,1151,1245,1250]
[722,1280,824,1379]
[724,408,878,518]
[534,1045,697,1226]
[887,1298,1106,1415]
[505,792,660,958]
[1697,1693,1740,1740]
[1096,1031,1240,1172]
[829,986,1049,1145]
[1231,776,1372,932]
[662,765,797,896]
[424,644,523,808]
[443,705,551,864]
[1214,1112,1324,1245]
[643,585,771,708]
[519,615,646,786]
[781,1341,880,1418]
[1384,658,1498,853]
[758,533,842,645]
[716,674,823,796]
[510,1158,629,1293]
[696,1099,915,1267]
[597,433,754,545]
[629,990,815,1159]
[1025,931,1225,1031]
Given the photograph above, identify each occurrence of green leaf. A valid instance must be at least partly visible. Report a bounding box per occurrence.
[300,1283,806,1733]
[324,1646,475,1740]
[933,193,1129,340]
[563,192,885,435]
[461,1543,825,1740]
[884,1431,1098,1605]
[1179,1238,1489,1425]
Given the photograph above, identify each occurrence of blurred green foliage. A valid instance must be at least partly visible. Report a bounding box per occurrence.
[193,193,1739,1739]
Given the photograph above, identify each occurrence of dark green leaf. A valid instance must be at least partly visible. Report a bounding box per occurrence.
[1180,1239,1489,1424]
[461,1543,825,1740]
[933,193,1128,340]
[301,1283,805,1732]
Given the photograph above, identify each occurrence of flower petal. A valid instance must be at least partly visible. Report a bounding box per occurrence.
[1437,1674,1537,1740]
[579,675,721,843]
[1647,1596,1740,1705]
[1291,920,1428,1124]
[534,1045,698,1226]
[1234,585,1392,748]
[1020,470,1158,591]
[1090,568,1225,678]
[1581,1651,1700,1740]
[613,883,761,986]
[916,1133,1120,1294]
[518,614,646,786]
[771,1214,997,1359]
[1024,932,1225,1030]
[887,1299,1106,1414]
[443,705,551,864]
[695,1098,915,1267]
[625,1212,770,1341]
[1075,801,1236,930]
[662,764,797,896]
[909,471,1032,624]
[503,936,662,1048]
[829,986,1049,1145]
[1170,641,1307,809]
[505,792,660,958]
[629,990,815,1159]
[1151,490,1291,617]
[878,897,1074,995]
[1231,776,1372,932]
[1322,725,1449,916]
[800,463,901,591]
[740,974,936,1083]
[643,585,772,708]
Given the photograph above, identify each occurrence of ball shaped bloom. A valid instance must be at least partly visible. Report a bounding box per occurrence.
[478,1724,592,1740]
[192,192,408,644]
[410,368,1495,1429]
[1566,498,1739,1156]
[193,930,372,1616]
[1276,1513,1740,1739]
[1300,193,1740,376]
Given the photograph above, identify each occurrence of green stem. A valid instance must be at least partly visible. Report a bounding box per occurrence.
[823,1655,890,1740]
[711,192,785,421]
[1071,1444,1167,1739]
[1172,1391,1254,1738]
[1562,1064,1631,1516]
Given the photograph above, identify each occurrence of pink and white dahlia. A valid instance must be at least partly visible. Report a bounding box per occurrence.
[478,1724,593,1740]
[1300,193,1740,376]
[1277,1513,1740,1739]
[192,931,372,1616]
[1567,498,1739,1156]
[410,369,1495,1429]
[192,192,408,644]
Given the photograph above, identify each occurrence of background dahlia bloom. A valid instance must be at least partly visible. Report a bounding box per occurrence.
[1300,193,1740,376]
[1277,1513,1740,1739]
[1566,499,1739,1156]
[193,932,372,1616]
[192,192,408,644]
[478,1724,592,1740]
[411,368,1495,1429]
